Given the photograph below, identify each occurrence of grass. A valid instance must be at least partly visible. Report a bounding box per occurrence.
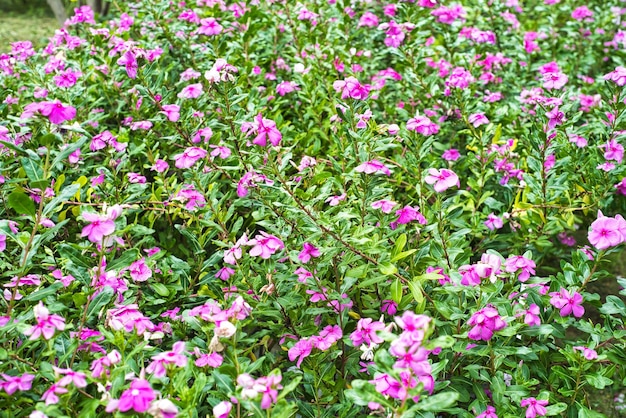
[0,13,58,52]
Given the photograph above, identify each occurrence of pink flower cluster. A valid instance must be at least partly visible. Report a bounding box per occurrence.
[588,210,626,250]
[467,305,507,341]
[549,288,584,317]
[236,372,283,409]
[288,325,343,367]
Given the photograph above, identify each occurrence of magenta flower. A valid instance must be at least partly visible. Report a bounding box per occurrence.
[333,76,370,100]
[425,168,460,192]
[588,211,626,250]
[42,383,68,405]
[118,379,156,413]
[549,288,584,317]
[39,100,76,124]
[355,160,391,175]
[442,148,460,161]
[573,346,598,360]
[248,232,284,259]
[177,83,203,99]
[326,193,346,206]
[147,341,188,378]
[571,5,593,21]
[350,318,385,346]
[288,338,313,368]
[467,306,506,341]
[0,373,35,395]
[522,304,541,327]
[117,50,138,79]
[197,17,222,35]
[542,71,568,89]
[24,302,66,340]
[599,139,624,163]
[129,258,151,282]
[80,205,121,244]
[237,171,274,198]
[484,213,503,230]
[371,199,397,213]
[161,104,180,122]
[468,113,489,127]
[476,405,498,418]
[390,205,427,229]
[173,146,207,169]
[249,113,282,147]
[616,178,626,195]
[520,398,548,418]
[505,255,536,282]
[605,66,626,86]
[406,115,439,136]
[298,242,320,263]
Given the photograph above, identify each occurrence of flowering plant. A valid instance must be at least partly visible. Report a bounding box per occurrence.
[1,0,626,417]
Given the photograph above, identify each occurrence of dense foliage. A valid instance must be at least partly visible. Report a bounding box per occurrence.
[2,0,626,417]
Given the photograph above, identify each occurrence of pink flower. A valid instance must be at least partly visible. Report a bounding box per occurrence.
[522,304,541,327]
[24,302,66,340]
[173,147,207,169]
[484,213,503,230]
[355,160,391,175]
[600,139,624,163]
[371,199,397,213]
[390,205,427,229]
[332,76,370,100]
[237,171,274,197]
[298,242,320,263]
[213,401,232,418]
[117,50,138,78]
[288,339,313,367]
[326,193,346,206]
[521,397,548,418]
[406,115,439,136]
[161,104,180,122]
[442,148,460,161]
[425,168,460,192]
[80,205,121,244]
[129,258,151,282]
[195,351,223,367]
[118,379,156,413]
[350,318,385,346]
[467,306,506,341]
[468,113,489,127]
[605,66,626,86]
[505,255,536,282]
[248,113,282,146]
[42,383,68,405]
[0,373,35,395]
[276,81,298,96]
[571,5,593,21]
[476,405,498,418]
[573,346,598,360]
[147,341,188,378]
[198,17,223,35]
[39,100,77,124]
[549,288,584,317]
[542,71,568,90]
[178,83,203,99]
[588,211,626,250]
[248,232,284,259]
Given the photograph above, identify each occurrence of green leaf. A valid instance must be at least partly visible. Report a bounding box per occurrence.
[151,283,170,297]
[277,376,302,401]
[21,157,45,186]
[175,224,205,255]
[86,287,114,321]
[108,248,140,271]
[391,249,417,262]
[57,244,92,268]
[391,278,402,303]
[545,403,567,416]
[24,282,64,301]
[379,262,398,276]
[51,135,89,169]
[43,184,80,217]
[416,391,459,411]
[585,373,612,389]
[7,191,36,217]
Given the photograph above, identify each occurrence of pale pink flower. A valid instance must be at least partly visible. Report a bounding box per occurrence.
[332,76,370,100]
[117,50,137,79]
[129,258,151,282]
[371,199,397,213]
[588,211,626,250]
[177,83,203,99]
[425,168,460,192]
[24,302,65,340]
[173,147,207,169]
[161,104,180,122]
[198,17,222,35]
[248,232,285,259]
[573,346,598,360]
[468,113,489,127]
[355,160,391,175]
[213,401,232,418]
[605,66,626,86]
[0,373,35,395]
[406,115,439,136]
[484,213,503,230]
[549,288,585,317]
